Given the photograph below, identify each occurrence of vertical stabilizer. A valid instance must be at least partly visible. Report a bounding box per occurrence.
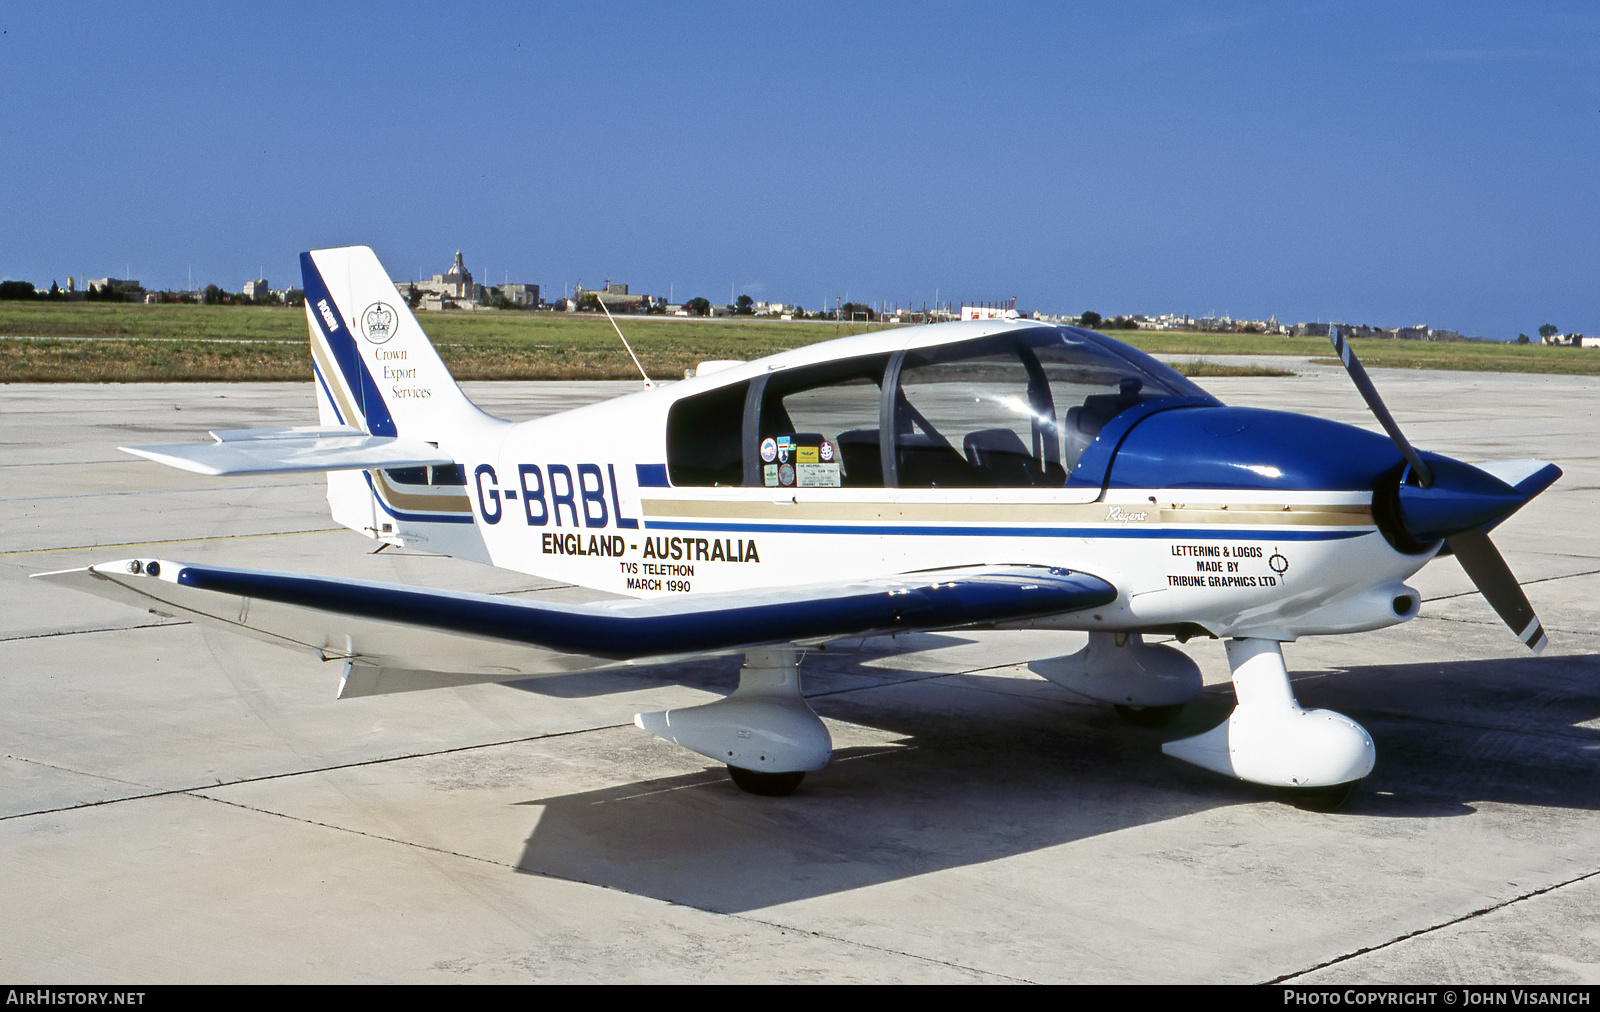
[300,246,490,439]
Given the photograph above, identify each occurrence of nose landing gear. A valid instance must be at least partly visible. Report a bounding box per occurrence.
[1163,638,1372,810]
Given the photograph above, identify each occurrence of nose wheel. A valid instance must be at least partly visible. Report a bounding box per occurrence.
[727,766,807,796]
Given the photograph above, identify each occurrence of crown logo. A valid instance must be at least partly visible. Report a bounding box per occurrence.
[362,303,396,343]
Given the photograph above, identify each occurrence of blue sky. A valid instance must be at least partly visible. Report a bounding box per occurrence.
[3,1,1597,338]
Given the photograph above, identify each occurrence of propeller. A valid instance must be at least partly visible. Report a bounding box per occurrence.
[1329,328,1551,653]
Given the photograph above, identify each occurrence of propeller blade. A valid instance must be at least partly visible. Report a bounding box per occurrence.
[1444,526,1548,653]
[1328,328,1552,653]
[1329,327,1435,488]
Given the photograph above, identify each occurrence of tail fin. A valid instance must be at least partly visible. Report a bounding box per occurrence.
[300,246,488,438]
[301,246,496,560]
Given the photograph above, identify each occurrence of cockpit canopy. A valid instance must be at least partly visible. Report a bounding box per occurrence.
[666,326,1215,489]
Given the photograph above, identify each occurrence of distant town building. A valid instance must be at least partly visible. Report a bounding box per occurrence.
[961,305,1019,320]
[435,251,477,299]
[395,251,539,310]
[87,277,142,300]
[404,251,482,308]
[242,279,269,300]
[1134,313,1193,330]
[1340,325,1388,339]
[500,283,539,308]
[577,280,653,313]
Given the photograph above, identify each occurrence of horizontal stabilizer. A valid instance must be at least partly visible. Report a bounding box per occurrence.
[120,432,455,476]
[208,425,366,442]
[34,559,1117,684]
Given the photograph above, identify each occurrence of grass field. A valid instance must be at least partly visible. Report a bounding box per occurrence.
[1115,330,1600,374]
[0,303,849,382]
[2,301,1596,381]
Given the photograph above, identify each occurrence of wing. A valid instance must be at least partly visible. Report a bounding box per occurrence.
[34,560,1116,695]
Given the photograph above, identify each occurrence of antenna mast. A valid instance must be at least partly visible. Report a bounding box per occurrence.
[596,294,654,388]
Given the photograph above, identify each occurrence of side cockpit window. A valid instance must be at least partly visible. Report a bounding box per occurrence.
[1031,336,1193,470]
[758,355,890,488]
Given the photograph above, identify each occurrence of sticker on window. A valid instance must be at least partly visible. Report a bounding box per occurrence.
[765,433,840,488]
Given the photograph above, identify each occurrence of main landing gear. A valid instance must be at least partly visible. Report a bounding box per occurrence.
[634,645,829,797]
[1031,631,1205,724]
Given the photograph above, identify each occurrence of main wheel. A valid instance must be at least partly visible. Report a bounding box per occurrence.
[726,766,806,796]
[1114,703,1183,727]
[1283,780,1361,812]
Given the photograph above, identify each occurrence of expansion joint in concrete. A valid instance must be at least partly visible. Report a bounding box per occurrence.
[1269,864,1600,984]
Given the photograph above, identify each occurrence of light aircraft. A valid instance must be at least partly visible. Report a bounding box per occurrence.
[38,246,1560,808]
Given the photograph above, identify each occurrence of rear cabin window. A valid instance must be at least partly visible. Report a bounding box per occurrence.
[666,380,749,486]
[382,464,465,486]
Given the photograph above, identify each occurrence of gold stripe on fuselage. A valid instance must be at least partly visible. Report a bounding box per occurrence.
[639,498,1372,528]
[371,470,472,514]
[1159,503,1370,527]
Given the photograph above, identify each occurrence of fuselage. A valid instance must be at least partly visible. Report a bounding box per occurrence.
[368,320,1433,642]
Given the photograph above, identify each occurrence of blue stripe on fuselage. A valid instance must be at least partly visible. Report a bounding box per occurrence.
[640,520,1369,541]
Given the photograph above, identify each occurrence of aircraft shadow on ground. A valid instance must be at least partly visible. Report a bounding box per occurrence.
[509,648,1600,913]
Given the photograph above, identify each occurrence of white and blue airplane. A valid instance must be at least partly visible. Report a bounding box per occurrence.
[37,246,1560,807]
